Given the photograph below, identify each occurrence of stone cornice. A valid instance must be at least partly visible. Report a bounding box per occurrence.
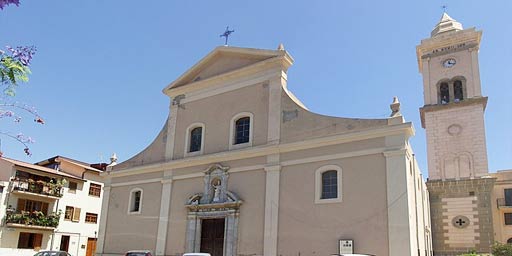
[419,97,488,128]
[104,122,414,178]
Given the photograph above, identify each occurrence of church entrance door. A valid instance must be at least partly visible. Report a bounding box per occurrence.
[200,218,225,256]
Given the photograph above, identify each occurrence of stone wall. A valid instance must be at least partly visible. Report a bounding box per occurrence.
[427,177,495,255]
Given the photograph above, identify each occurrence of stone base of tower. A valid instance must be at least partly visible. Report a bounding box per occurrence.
[427,177,495,256]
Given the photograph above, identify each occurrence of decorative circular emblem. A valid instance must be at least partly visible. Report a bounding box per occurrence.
[447,124,462,136]
[452,215,470,229]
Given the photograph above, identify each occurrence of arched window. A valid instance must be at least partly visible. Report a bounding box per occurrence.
[315,165,342,204]
[507,238,512,244]
[440,82,450,104]
[229,112,254,150]
[128,188,143,214]
[189,127,202,152]
[185,123,205,156]
[454,80,464,102]
[235,117,250,144]
[321,170,338,199]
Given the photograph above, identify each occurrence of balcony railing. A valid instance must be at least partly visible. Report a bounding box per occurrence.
[11,178,63,198]
[5,210,61,229]
[497,198,512,208]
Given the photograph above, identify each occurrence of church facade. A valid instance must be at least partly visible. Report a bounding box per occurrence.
[96,45,432,255]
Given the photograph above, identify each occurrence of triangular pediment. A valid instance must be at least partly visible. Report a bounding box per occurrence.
[164,46,289,91]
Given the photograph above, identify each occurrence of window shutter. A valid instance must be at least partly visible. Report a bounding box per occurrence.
[41,203,49,215]
[33,233,43,250]
[72,207,81,222]
[17,199,26,212]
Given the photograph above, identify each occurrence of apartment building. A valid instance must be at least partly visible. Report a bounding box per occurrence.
[0,156,105,256]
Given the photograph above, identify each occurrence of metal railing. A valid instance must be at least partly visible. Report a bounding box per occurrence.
[5,209,61,228]
[11,178,63,197]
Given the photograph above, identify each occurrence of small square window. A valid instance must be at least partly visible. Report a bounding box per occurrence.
[85,212,98,224]
[88,183,101,197]
[505,213,512,225]
[68,182,77,193]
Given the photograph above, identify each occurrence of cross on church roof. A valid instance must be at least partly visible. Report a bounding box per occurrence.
[220,26,235,46]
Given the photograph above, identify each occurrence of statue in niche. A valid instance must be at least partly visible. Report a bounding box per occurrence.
[212,179,221,203]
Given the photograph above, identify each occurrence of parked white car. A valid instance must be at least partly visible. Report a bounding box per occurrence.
[183,253,211,256]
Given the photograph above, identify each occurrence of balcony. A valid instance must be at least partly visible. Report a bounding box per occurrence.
[497,198,512,209]
[5,210,60,230]
[11,178,63,199]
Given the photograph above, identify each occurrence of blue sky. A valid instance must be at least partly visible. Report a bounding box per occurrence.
[1,1,510,177]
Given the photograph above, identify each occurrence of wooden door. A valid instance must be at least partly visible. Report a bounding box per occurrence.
[59,235,70,252]
[200,218,225,256]
[86,238,97,256]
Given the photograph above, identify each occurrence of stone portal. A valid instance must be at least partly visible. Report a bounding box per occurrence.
[185,164,242,256]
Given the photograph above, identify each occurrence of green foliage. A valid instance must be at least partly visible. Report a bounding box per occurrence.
[459,249,479,256]
[6,210,62,228]
[0,55,31,96]
[492,242,512,256]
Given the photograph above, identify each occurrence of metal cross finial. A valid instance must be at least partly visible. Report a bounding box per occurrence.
[220,26,235,46]
[442,5,447,12]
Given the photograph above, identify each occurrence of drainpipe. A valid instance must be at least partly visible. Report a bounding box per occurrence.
[50,197,60,250]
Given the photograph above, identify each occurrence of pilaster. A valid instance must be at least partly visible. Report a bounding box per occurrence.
[165,102,178,160]
[266,75,284,145]
[383,149,414,256]
[263,158,281,256]
[96,177,111,256]
[155,170,173,256]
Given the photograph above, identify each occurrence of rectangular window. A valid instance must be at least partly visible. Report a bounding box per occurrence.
[88,183,101,197]
[17,199,49,214]
[505,213,512,225]
[17,232,43,249]
[85,212,98,224]
[64,206,74,220]
[0,185,4,193]
[505,189,512,206]
[68,182,77,193]
[130,190,142,213]
[321,171,338,199]
[72,207,81,222]
[235,117,250,144]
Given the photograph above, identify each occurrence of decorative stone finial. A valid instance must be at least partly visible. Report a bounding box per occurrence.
[277,43,285,51]
[109,153,118,166]
[390,97,401,117]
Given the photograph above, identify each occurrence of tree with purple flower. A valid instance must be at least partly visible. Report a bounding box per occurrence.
[0,46,43,156]
[1,1,44,156]
[0,0,19,10]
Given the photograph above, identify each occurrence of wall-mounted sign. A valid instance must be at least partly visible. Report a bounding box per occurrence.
[339,239,353,254]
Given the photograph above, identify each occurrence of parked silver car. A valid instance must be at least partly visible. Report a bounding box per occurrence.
[33,251,71,256]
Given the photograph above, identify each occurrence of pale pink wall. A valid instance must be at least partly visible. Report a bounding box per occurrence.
[278,155,389,256]
[173,84,269,159]
[103,182,162,254]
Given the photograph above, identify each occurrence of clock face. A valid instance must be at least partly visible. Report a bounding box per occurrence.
[443,58,457,68]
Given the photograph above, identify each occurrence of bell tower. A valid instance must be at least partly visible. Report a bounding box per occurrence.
[417,12,488,180]
[418,13,495,255]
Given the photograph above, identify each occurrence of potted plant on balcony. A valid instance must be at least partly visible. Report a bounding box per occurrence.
[27,178,35,192]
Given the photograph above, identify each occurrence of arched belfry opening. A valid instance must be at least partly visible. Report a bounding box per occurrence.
[185,164,242,256]
[440,82,450,104]
[454,80,464,102]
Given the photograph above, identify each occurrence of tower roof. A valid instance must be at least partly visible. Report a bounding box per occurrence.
[431,12,463,37]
